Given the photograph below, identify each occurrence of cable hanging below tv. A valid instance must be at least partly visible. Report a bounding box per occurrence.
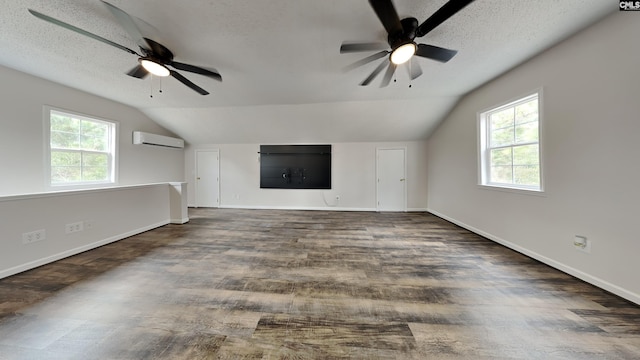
[259,145,331,189]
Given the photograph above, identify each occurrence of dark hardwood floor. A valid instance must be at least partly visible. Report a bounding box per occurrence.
[0,208,639,359]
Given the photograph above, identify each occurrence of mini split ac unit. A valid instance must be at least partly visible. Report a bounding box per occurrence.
[133,131,184,149]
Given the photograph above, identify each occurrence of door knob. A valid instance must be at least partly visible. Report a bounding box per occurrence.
[400,178,405,181]
[197,177,201,180]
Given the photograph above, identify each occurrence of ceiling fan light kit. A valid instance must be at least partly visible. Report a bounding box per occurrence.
[390,42,416,65]
[140,58,170,77]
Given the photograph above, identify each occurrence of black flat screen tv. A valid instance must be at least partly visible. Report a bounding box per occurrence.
[260,145,331,189]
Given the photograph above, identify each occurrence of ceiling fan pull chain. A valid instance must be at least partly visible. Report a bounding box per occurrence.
[150,74,154,98]
[159,78,163,94]
[394,63,398,84]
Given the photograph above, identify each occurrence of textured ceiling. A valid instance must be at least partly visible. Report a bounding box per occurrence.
[0,1,615,144]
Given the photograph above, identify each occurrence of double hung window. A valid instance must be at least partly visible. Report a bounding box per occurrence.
[478,92,542,192]
[46,108,117,188]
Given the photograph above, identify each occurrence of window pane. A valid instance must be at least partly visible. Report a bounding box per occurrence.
[490,148,512,166]
[490,127,514,147]
[515,121,538,144]
[81,120,107,138]
[82,153,108,167]
[490,166,512,183]
[80,120,108,151]
[514,165,540,186]
[513,144,539,165]
[51,151,81,167]
[515,99,538,125]
[490,108,514,130]
[51,166,81,184]
[82,166,108,181]
[51,131,80,149]
[50,114,79,133]
[81,135,107,151]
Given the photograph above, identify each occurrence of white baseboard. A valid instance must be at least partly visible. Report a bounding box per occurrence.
[0,220,170,280]
[427,208,640,306]
[219,204,377,212]
[190,205,428,212]
[171,217,189,224]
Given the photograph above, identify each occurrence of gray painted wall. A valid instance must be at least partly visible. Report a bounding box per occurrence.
[426,12,640,304]
[184,142,429,211]
[0,65,184,196]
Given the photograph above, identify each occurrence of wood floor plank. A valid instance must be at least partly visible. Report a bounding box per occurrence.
[0,208,639,359]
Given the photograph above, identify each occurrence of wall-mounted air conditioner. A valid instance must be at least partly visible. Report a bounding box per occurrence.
[133,131,184,149]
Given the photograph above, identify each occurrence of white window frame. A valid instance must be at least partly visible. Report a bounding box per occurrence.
[477,89,544,193]
[44,106,119,190]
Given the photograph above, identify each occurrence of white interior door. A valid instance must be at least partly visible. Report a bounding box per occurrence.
[195,150,220,207]
[377,148,406,212]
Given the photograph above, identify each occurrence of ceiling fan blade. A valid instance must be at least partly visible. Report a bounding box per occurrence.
[380,62,397,87]
[101,1,150,51]
[28,9,138,55]
[131,16,163,43]
[127,65,148,78]
[416,0,475,37]
[369,0,403,36]
[408,57,423,80]
[360,58,389,86]
[415,44,458,63]
[142,38,174,62]
[170,61,222,82]
[343,50,389,72]
[170,70,209,95]
[340,42,388,53]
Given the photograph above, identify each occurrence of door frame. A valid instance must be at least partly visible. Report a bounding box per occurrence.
[194,149,220,208]
[376,147,407,212]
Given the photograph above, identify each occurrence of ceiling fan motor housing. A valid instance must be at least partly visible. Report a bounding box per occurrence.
[388,17,418,50]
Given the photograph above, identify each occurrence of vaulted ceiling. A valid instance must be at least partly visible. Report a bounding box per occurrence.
[0,1,614,144]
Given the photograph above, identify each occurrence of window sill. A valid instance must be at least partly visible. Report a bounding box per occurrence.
[477,184,546,197]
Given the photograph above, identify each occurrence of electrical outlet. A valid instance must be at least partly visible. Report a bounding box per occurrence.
[65,221,84,234]
[84,220,94,230]
[22,229,46,244]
